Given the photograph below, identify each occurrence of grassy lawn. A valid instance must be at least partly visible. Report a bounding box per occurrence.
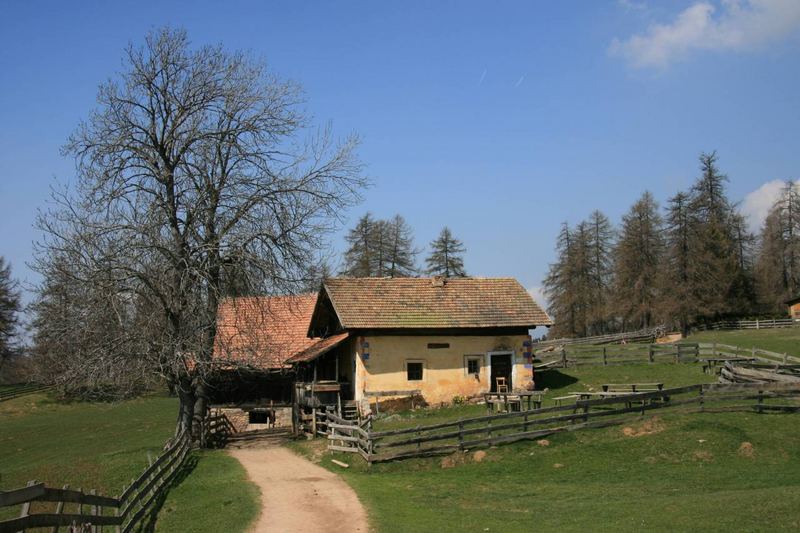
[293,359,800,532]
[688,327,800,356]
[155,450,260,533]
[297,410,800,532]
[0,392,259,532]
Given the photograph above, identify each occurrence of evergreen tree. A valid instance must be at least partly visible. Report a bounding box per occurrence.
[341,213,419,277]
[425,227,466,277]
[341,213,378,277]
[0,257,21,370]
[660,192,694,334]
[543,223,578,337]
[755,181,800,310]
[586,210,615,334]
[612,192,664,330]
[385,215,418,277]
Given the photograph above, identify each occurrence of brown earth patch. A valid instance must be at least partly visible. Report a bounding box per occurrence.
[738,442,755,458]
[622,416,665,437]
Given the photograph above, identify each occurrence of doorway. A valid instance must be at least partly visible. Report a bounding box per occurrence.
[490,353,512,392]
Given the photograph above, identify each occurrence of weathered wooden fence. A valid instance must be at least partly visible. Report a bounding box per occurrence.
[0,383,52,403]
[321,383,800,463]
[0,412,237,532]
[534,324,666,347]
[695,318,797,331]
[534,342,800,368]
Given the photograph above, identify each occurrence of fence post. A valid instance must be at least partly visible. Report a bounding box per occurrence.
[756,319,760,329]
[603,346,607,366]
[674,344,679,364]
[699,386,704,413]
[561,348,567,368]
[712,342,717,357]
[757,390,764,414]
[648,345,654,363]
[458,420,464,450]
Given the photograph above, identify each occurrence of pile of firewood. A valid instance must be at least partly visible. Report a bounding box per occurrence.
[720,361,800,384]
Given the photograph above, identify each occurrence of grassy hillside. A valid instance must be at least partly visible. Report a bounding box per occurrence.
[0,392,258,532]
[688,327,800,356]
[294,362,800,532]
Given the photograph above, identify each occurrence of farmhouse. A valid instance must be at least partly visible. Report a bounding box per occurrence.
[786,296,800,319]
[212,276,551,428]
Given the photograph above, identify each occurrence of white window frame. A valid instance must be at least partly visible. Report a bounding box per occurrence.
[464,355,483,376]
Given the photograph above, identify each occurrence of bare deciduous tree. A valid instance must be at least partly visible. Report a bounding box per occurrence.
[34,27,366,438]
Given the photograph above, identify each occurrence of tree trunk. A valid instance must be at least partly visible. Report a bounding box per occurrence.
[192,380,209,447]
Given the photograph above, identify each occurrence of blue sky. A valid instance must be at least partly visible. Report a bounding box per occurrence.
[1,0,799,311]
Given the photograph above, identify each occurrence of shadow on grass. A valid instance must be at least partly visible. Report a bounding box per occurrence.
[136,452,199,532]
[536,369,579,391]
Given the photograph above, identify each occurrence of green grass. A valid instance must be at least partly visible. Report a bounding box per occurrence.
[688,327,800,356]
[155,450,260,533]
[293,360,800,532]
[0,392,259,532]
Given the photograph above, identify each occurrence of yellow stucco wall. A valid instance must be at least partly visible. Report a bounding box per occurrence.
[790,303,800,319]
[352,334,533,404]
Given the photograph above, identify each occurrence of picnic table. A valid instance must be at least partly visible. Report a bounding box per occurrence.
[601,382,663,392]
[484,391,543,412]
[700,357,757,374]
[551,391,631,406]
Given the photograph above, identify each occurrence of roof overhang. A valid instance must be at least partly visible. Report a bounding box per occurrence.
[286,332,351,364]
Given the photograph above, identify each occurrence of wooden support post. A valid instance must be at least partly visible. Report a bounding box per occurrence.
[20,480,35,524]
[712,342,717,357]
[52,483,69,533]
[458,420,464,450]
[648,345,654,363]
[757,390,764,414]
[311,407,317,437]
[561,348,567,368]
[583,402,589,424]
[674,344,679,364]
[416,425,421,451]
[523,412,529,432]
[603,346,607,366]
[699,386,704,413]
[90,489,98,533]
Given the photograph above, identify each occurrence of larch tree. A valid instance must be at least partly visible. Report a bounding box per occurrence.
[425,227,467,278]
[34,28,366,439]
[586,210,615,334]
[612,192,664,330]
[341,213,418,277]
[543,222,578,337]
[755,180,800,310]
[659,192,694,334]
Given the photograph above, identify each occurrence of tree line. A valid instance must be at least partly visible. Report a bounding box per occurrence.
[338,213,467,279]
[544,152,798,338]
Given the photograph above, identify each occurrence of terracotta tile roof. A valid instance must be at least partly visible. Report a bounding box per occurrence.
[214,294,318,369]
[321,277,552,330]
[285,332,351,364]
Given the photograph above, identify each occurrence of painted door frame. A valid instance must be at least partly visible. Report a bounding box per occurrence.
[486,350,516,391]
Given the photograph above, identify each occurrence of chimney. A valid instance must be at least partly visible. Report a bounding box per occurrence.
[431,276,446,288]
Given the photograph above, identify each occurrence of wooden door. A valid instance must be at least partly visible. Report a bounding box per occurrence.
[490,354,512,392]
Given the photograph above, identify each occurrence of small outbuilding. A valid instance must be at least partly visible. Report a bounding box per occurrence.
[787,296,800,319]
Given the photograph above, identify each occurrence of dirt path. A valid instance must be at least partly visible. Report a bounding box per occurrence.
[229,446,369,533]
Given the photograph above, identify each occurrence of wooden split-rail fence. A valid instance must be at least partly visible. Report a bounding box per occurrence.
[694,318,797,331]
[321,382,800,463]
[0,383,52,403]
[0,411,236,533]
[534,342,800,368]
[533,325,666,347]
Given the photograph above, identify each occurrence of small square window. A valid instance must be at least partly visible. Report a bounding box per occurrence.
[407,362,423,381]
[467,358,480,375]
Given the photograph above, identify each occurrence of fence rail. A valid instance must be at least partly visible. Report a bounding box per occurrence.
[695,318,797,331]
[0,383,52,403]
[534,325,666,347]
[0,411,238,533]
[322,382,800,463]
[533,342,800,368]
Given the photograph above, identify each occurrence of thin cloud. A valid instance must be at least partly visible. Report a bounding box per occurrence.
[514,75,525,87]
[610,0,800,69]
[478,69,487,86]
[741,178,799,232]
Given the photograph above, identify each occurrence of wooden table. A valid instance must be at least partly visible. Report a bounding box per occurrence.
[601,382,664,392]
[484,391,543,412]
